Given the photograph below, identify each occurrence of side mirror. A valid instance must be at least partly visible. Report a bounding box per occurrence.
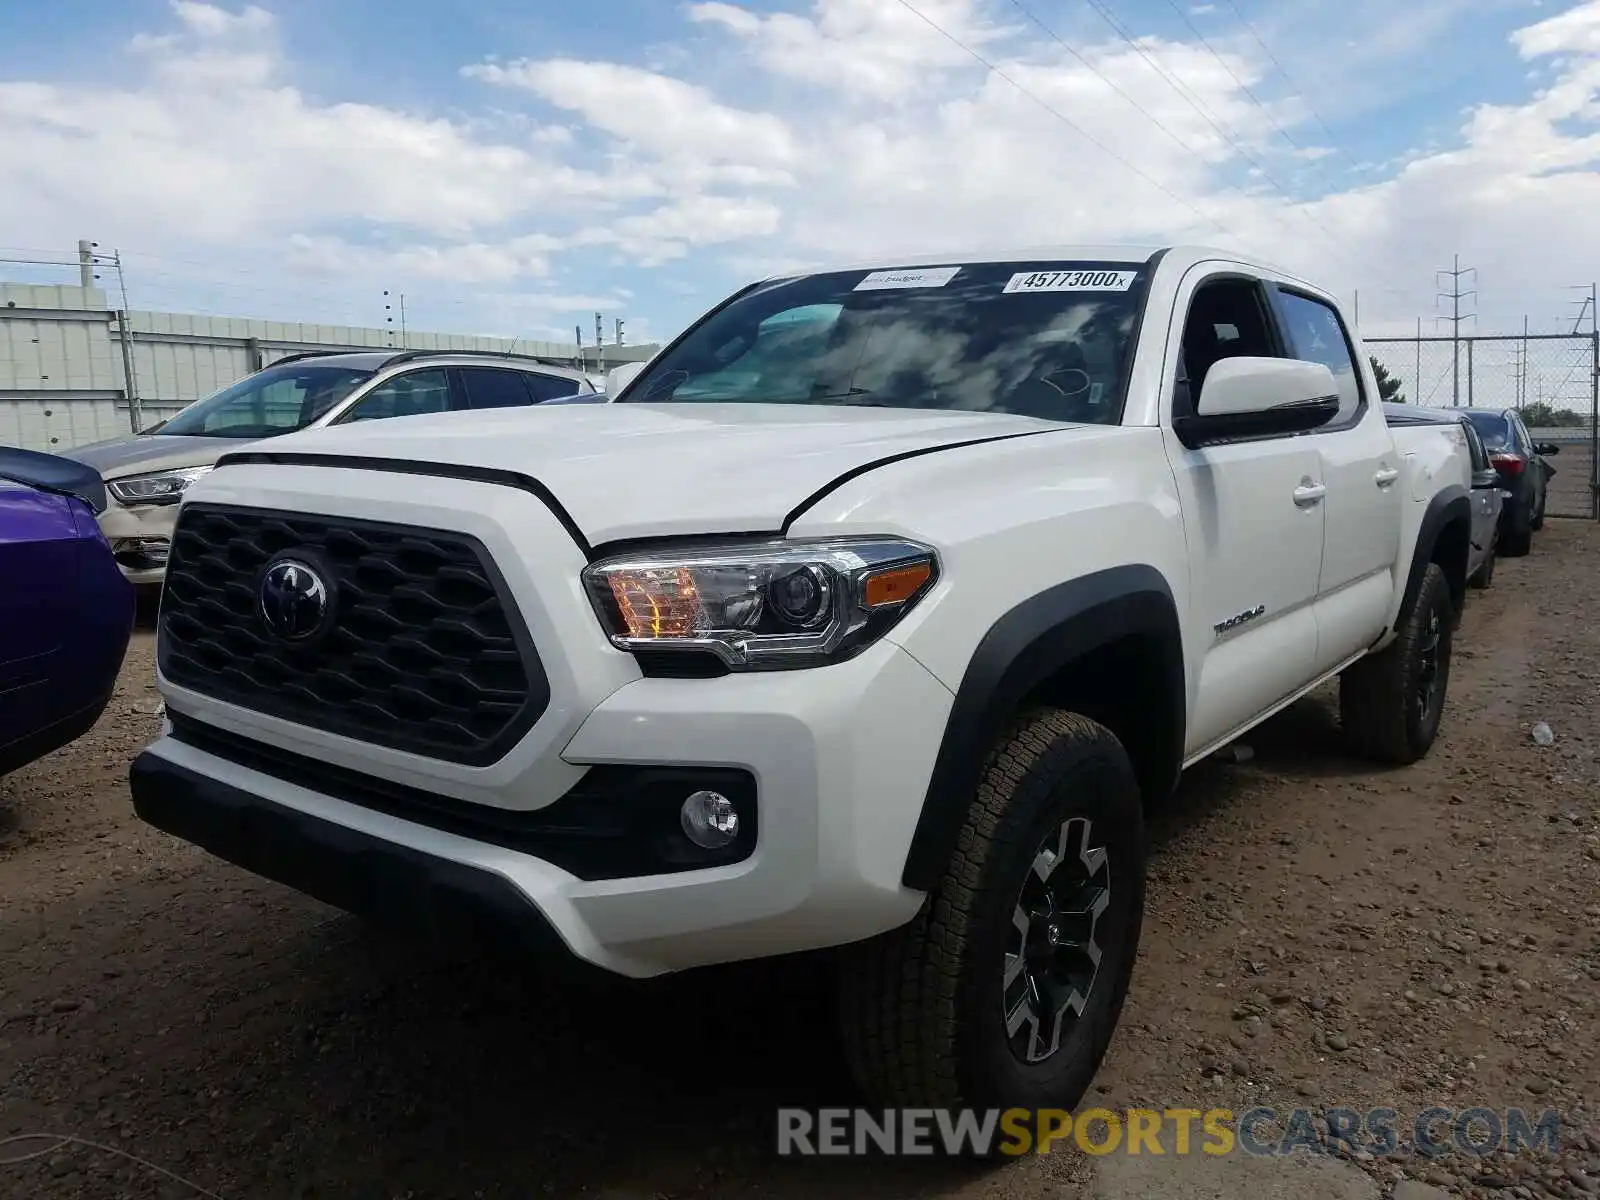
[0,447,107,514]
[603,361,646,398]
[1535,442,1561,457]
[1174,356,1341,449]
[1472,468,1502,490]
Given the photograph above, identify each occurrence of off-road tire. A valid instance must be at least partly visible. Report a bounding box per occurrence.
[1468,545,1495,589]
[1339,562,1453,765]
[837,708,1146,1126]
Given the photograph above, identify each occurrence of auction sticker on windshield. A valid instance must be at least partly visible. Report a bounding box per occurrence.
[854,267,962,291]
[1002,269,1138,294]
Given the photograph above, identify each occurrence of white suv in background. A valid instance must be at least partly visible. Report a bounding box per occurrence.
[62,350,600,586]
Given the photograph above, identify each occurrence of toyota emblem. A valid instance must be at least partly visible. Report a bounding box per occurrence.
[259,557,333,642]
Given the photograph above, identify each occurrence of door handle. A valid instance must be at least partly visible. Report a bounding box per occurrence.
[1293,483,1326,507]
[1374,467,1400,487]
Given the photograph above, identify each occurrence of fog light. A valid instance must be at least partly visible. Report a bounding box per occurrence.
[681,790,739,849]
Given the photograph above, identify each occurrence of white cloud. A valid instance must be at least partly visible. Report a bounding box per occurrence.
[7,0,1600,347]
[464,57,797,168]
[686,0,1011,102]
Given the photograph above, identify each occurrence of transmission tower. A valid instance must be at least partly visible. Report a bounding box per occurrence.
[1435,255,1477,407]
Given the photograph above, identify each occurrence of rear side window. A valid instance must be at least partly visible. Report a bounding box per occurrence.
[1465,411,1512,450]
[460,367,537,410]
[522,372,584,403]
[1509,414,1533,453]
[1275,290,1363,424]
[342,369,452,423]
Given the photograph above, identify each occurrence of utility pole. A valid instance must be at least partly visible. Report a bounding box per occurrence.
[575,324,585,373]
[1435,255,1477,406]
[77,239,96,290]
[110,249,143,433]
[594,312,604,370]
[381,290,408,348]
[1515,315,1529,410]
[1415,317,1421,403]
[614,318,625,347]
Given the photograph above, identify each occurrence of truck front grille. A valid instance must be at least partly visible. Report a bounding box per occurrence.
[158,504,549,765]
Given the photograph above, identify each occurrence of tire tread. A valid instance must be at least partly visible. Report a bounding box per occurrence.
[839,708,1139,1109]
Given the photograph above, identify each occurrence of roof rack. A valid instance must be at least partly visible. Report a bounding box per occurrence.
[269,349,355,367]
[380,348,582,370]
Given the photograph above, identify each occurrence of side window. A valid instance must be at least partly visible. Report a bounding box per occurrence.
[1274,290,1364,424]
[341,369,451,423]
[460,367,538,410]
[1510,414,1533,453]
[1177,277,1278,413]
[521,372,584,403]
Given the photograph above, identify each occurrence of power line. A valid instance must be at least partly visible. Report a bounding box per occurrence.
[1217,0,1368,180]
[1004,0,1379,271]
[889,0,1236,237]
[1003,0,1224,164]
[1061,0,1399,284]
[1161,0,1312,158]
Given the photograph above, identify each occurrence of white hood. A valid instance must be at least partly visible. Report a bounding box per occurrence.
[221,402,1080,545]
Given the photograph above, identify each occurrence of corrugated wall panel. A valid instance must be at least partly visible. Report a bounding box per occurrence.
[4,297,659,452]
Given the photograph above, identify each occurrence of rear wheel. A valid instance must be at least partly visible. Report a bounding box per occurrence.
[838,709,1145,1125]
[1339,562,1453,765]
[1531,495,1545,531]
[1501,502,1533,557]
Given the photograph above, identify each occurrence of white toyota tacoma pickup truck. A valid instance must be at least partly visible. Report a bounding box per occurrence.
[131,245,1473,1121]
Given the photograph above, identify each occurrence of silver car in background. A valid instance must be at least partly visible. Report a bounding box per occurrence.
[1384,401,1505,590]
[62,349,599,586]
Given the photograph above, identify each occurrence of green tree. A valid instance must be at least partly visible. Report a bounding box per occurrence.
[1369,357,1405,404]
[1519,402,1588,428]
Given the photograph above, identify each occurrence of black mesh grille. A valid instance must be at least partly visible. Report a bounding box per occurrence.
[158,504,548,765]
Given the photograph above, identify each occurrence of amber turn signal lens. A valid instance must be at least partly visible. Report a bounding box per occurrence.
[862,561,933,608]
[608,567,702,637]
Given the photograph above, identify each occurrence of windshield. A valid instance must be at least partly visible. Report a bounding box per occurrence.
[157,363,375,438]
[620,260,1151,423]
[1464,411,1513,451]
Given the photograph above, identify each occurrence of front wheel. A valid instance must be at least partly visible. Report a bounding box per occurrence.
[1339,562,1454,765]
[838,708,1146,1121]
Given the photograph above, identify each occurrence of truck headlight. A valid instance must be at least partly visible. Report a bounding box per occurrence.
[106,466,213,506]
[582,537,940,670]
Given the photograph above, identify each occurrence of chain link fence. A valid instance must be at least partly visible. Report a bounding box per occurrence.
[1364,333,1600,520]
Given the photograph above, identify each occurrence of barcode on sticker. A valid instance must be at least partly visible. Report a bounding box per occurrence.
[854,266,961,291]
[1003,269,1138,294]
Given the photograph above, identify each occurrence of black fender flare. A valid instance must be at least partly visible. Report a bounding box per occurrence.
[1399,484,1471,621]
[899,564,1186,891]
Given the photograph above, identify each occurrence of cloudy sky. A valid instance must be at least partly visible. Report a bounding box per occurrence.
[3,0,1598,356]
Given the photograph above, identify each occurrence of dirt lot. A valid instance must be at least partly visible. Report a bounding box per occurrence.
[4,525,1600,1200]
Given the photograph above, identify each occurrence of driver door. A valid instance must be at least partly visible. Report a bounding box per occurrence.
[1160,266,1326,755]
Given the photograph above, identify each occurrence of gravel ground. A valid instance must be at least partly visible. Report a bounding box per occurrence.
[3,523,1600,1200]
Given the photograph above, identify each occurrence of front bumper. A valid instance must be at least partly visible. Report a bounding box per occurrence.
[98,499,177,585]
[133,639,955,978]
